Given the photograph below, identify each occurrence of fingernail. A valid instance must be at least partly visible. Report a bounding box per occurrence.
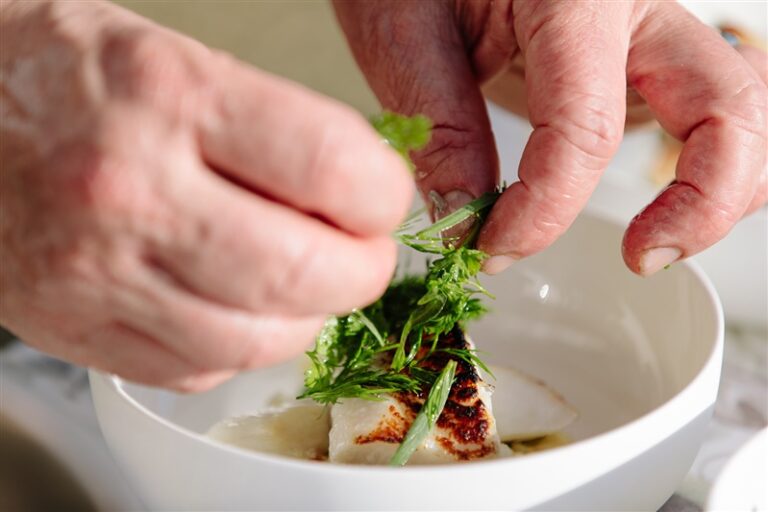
[443,190,475,216]
[430,189,475,219]
[639,246,681,276]
[483,254,517,275]
[429,190,448,218]
[431,189,477,243]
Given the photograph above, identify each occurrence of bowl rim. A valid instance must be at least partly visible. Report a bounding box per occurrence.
[90,227,724,487]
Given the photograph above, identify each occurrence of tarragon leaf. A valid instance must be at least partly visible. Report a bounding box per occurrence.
[389,360,457,466]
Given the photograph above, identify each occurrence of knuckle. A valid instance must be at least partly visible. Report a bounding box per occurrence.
[705,197,743,234]
[266,235,395,313]
[265,238,323,309]
[238,343,271,371]
[359,240,397,304]
[514,2,558,47]
[726,82,768,139]
[415,124,483,181]
[49,141,154,227]
[48,137,170,235]
[230,324,277,371]
[44,239,96,281]
[330,239,394,309]
[677,183,742,235]
[304,110,371,196]
[236,317,322,370]
[99,28,208,104]
[525,212,568,255]
[184,339,242,374]
[531,210,568,238]
[388,175,415,228]
[238,333,292,371]
[7,224,95,288]
[16,159,166,293]
[304,120,350,193]
[56,145,128,211]
[550,96,623,162]
[299,108,414,233]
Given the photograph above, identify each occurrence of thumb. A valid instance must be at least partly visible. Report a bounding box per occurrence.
[333,0,499,220]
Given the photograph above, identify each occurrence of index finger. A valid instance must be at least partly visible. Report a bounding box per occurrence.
[333,0,499,220]
[197,54,414,237]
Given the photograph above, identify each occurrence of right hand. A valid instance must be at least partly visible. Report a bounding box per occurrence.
[334,0,767,276]
[0,1,413,391]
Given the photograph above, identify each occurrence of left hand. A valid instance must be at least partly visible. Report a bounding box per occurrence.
[334,0,767,276]
[0,0,412,391]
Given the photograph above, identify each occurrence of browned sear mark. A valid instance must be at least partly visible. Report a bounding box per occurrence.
[354,326,497,460]
[355,404,414,445]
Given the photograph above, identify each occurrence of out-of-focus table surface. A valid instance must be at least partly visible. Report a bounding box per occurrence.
[2,323,765,511]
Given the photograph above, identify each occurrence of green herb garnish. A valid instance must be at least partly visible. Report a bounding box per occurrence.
[389,360,457,466]
[399,191,499,253]
[370,111,432,170]
[297,212,492,405]
[298,112,499,465]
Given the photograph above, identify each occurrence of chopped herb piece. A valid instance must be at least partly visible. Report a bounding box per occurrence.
[370,111,432,170]
[389,360,457,466]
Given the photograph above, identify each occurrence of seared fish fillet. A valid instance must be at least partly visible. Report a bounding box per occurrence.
[329,326,502,464]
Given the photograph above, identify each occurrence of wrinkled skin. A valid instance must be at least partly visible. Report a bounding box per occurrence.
[0,1,413,391]
[1,0,766,393]
[334,0,768,275]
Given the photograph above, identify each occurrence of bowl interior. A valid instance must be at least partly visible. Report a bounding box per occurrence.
[117,213,720,451]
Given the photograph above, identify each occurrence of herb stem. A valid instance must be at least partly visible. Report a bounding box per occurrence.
[414,192,499,241]
[351,309,385,346]
[389,360,457,466]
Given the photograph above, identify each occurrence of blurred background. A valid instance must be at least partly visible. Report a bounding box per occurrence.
[1,1,765,511]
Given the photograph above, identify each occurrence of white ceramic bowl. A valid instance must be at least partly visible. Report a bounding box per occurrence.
[90,213,723,511]
[487,103,768,330]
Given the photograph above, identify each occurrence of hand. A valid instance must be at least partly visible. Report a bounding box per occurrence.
[0,1,412,391]
[334,0,767,275]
